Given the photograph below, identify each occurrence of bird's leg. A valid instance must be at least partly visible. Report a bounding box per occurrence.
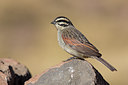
[64,56,77,62]
[63,56,85,62]
[77,57,85,61]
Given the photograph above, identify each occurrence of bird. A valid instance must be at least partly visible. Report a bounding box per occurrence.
[51,16,117,71]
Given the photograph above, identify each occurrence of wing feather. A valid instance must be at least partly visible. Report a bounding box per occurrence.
[62,28,101,57]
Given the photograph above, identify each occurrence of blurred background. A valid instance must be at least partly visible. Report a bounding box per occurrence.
[0,0,128,84]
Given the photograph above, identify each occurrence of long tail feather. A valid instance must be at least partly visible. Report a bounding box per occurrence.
[93,57,117,71]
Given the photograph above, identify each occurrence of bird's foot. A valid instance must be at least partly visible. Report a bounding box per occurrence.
[63,56,85,62]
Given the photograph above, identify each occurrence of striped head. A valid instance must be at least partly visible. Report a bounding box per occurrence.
[51,16,74,30]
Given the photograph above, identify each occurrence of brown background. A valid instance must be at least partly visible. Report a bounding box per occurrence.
[0,0,128,84]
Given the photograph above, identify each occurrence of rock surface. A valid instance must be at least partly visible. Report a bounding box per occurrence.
[0,58,31,85]
[25,59,109,85]
[0,72,8,85]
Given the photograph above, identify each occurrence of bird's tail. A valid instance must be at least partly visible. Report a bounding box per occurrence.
[92,57,117,71]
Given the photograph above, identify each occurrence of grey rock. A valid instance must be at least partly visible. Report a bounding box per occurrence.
[25,59,109,85]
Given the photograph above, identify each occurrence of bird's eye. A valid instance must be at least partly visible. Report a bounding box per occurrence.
[58,24,68,27]
[57,21,69,27]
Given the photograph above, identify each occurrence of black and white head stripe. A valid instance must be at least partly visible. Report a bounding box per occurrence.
[53,16,73,27]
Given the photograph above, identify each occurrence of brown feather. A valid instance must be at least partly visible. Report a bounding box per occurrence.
[62,28,102,57]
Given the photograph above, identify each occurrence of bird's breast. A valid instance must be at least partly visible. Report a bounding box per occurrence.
[57,30,66,49]
[57,30,84,58]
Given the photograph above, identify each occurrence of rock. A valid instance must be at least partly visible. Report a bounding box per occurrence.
[25,59,109,85]
[0,58,31,85]
[0,72,8,85]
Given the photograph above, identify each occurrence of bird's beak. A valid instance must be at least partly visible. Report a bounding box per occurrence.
[51,21,55,24]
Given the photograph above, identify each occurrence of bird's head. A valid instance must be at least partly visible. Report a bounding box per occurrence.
[51,16,73,30]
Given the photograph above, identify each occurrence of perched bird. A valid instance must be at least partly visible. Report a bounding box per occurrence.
[51,16,117,71]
